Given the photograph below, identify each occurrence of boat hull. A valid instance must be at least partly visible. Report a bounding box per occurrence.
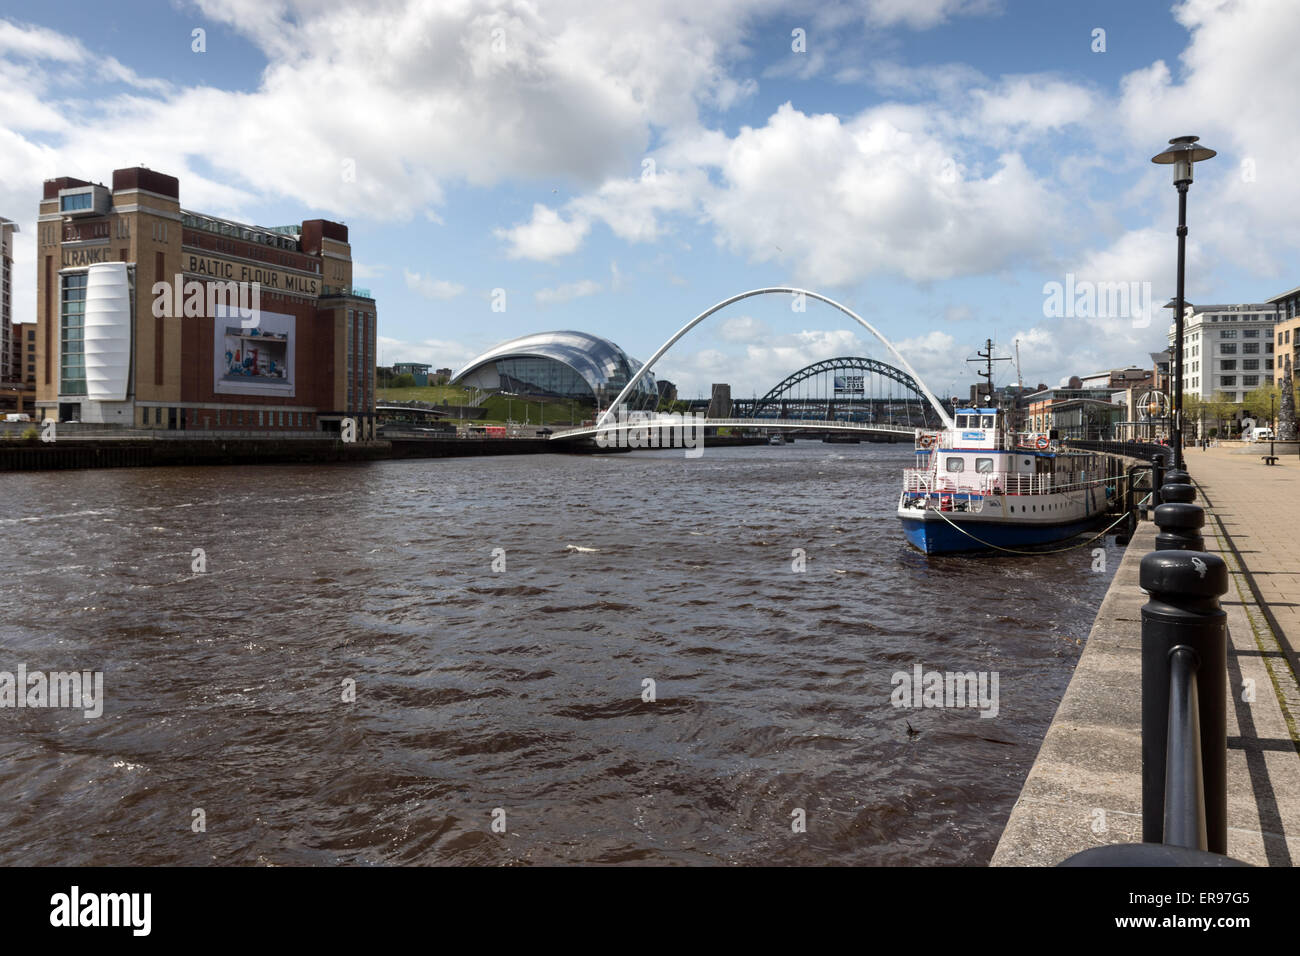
[899,511,1106,554]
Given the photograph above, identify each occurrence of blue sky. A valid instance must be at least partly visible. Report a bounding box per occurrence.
[2,0,1297,397]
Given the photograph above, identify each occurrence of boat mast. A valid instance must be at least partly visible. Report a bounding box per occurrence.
[966,338,1011,407]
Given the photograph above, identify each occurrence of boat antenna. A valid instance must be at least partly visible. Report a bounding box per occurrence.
[966,338,1011,406]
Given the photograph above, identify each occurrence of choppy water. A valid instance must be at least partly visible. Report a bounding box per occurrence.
[0,442,1119,865]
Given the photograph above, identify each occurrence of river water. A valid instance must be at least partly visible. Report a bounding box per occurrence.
[0,442,1120,865]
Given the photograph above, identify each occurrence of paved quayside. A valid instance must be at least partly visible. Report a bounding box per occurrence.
[992,449,1300,866]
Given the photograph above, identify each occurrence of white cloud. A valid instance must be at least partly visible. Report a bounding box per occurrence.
[495,204,591,261]
[705,103,1060,285]
[974,76,1097,140]
[1116,0,1300,279]
[403,271,465,300]
[716,315,771,343]
[377,335,478,371]
[535,279,601,304]
[861,0,1001,29]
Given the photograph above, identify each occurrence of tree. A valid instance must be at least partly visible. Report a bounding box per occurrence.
[1206,391,1237,438]
[393,373,416,388]
[1241,382,1279,422]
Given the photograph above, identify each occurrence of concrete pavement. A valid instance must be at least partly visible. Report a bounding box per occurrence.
[992,450,1300,865]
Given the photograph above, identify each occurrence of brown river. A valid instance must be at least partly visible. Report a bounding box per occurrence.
[0,441,1119,865]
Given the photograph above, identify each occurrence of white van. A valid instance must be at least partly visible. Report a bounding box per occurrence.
[3,413,32,423]
[1252,427,1274,442]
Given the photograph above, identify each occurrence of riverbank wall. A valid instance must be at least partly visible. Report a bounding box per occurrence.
[0,433,772,471]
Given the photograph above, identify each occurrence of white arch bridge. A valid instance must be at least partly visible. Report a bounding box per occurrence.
[547,287,952,442]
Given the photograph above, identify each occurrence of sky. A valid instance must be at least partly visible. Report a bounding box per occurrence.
[2,0,1298,400]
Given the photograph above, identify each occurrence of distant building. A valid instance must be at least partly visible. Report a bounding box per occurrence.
[453,331,657,408]
[1267,284,1300,386]
[1026,387,1117,439]
[1078,365,1154,392]
[1273,316,1300,385]
[434,367,452,384]
[656,379,677,404]
[707,383,732,418]
[1,217,16,386]
[7,321,36,413]
[1150,350,1171,392]
[33,166,377,433]
[392,362,432,386]
[1167,301,1277,403]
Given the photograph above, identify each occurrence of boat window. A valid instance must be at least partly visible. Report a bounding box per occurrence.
[955,415,969,428]
[975,458,995,473]
[981,415,995,428]
[946,457,965,472]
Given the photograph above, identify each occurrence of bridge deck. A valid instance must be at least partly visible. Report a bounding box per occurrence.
[548,418,923,440]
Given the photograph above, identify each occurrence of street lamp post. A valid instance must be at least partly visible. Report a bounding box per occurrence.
[1270,391,1276,461]
[1152,135,1217,470]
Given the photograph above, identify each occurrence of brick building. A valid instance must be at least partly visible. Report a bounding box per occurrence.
[33,167,377,435]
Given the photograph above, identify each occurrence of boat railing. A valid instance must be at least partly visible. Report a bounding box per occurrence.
[902,470,1112,498]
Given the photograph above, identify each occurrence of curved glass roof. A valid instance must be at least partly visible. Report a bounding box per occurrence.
[453,330,657,397]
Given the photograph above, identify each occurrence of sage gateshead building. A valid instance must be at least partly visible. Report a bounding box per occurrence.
[33,166,378,436]
[452,330,658,408]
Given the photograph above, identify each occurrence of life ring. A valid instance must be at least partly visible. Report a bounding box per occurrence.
[919,434,935,448]
[1035,435,1050,451]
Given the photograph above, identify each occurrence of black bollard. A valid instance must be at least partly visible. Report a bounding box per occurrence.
[1154,500,1204,551]
[1151,455,1165,505]
[1161,481,1197,504]
[1139,550,1228,854]
[1165,644,1206,849]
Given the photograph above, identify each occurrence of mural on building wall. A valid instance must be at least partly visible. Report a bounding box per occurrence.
[212,307,295,396]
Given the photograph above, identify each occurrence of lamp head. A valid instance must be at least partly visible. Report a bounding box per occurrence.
[1152,135,1217,184]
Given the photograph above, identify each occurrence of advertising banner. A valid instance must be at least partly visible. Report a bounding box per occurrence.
[213,306,295,396]
[834,374,864,395]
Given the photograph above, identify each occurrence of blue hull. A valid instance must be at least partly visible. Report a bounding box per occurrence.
[899,513,1104,554]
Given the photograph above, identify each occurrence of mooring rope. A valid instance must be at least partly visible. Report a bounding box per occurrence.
[914,468,1141,555]
[922,503,1134,555]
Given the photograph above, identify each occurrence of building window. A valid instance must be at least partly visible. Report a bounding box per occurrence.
[1221,343,1237,355]
[1221,376,1236,387]
[1243,359,1259,370]
[1221,329,1237,338]
[1244,376,1259,386]
[1244,328,1258,338]
[1220,360,1236,371]
[60,272,88,395]
[60,193,92,212]
[1243,342,1259,354]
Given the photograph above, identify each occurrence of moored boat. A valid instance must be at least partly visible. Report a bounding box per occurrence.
[897,406,1112,554]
